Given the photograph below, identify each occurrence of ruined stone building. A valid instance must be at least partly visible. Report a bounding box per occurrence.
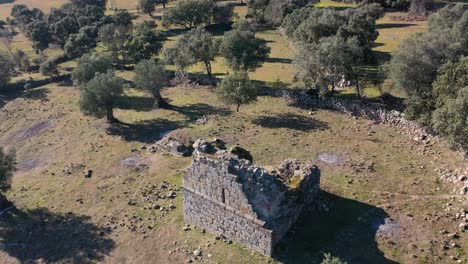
[182,139,320,256]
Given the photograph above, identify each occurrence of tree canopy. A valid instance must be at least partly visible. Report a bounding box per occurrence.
[162,0,232,28]
[387,4,467,126]
[282,5,382,60]
[79,71,123,123]
[431,57,468,151]
[0,148,15,191]
[216,72,258,112]
[164,27,220,78]
[72,53,113,85]
[0,51,13,91]
[134,59,169,109]
[138,0,156,16]
[221,28,270,72]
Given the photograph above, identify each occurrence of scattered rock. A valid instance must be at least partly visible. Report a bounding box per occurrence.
[150,136,191,156]
[84,170,93,178]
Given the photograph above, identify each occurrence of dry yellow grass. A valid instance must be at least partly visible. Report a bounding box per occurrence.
[0,0,68,19]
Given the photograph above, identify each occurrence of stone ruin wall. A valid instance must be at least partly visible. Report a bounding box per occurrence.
[182,141,320,256]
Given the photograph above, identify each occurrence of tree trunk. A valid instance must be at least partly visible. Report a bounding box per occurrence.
[355,76,361,99]
[236,104,240,112]
[152,91,170,109]
[162,3,166,8]
[106,105,119,123]
[204,61,212,79]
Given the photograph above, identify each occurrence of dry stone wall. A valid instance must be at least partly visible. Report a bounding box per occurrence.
[182,139,320,256]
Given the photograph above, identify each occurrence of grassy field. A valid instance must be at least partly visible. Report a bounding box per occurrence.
[1,1,467,264]
[0,0,67,19]
[1,82,467,263]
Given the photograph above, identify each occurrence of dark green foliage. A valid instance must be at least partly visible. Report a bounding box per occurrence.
[64,26,99,58]
[246,0,269,23]
[265,0,315,26]
[431,57,468,150]
[164,27,219,77]
[0,51,13,91]
[99,22,163,65]
[138,0,156,15]
[98,23,130,65]
[162,0,216,29]
[25,20,51,53]
[43,2,104,47]
[39,60,59,77]
[71,0,107,9]
[134,59,169,109]
[387,4,467,126]
[294,36,364,95]
[221,28,270,72]
[79,71,123,123]
[216,72,258,112]
[50,16,81,46]
[0,148,15,191]
[282,5,381,59]
[72,53,113,85]
[213,2,236,25]
[232,20,255,32]
[126,23,164,63]
[10,5,44,28]
[321,253,347,264]
[409,0,434,15]
[112,10,133,27]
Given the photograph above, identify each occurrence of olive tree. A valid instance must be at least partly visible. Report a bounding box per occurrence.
[221,28,270,72]
[294,36,364,96]
[387,4,467,126]
[0,51,13,91]
[431,57,468,151]
[134,59,170,109]
[0,148,15,191]
[216,72,258,112]
[138,0,156,16]
[72,53,113,85]
[165,27,219,78]
[162,0,215,29]
[0,147,15,209]
[79,71,123,123]
[125,23,164,63]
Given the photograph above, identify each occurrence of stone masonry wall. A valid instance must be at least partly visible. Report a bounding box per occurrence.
[182,140,320,256]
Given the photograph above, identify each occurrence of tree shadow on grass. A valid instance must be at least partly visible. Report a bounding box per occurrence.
[265,57,293,64]
[275,191,397,264]
[106,118,183,143]
[252,113,329,131]
[171,103,231,122]
[376,23,416,29]
[0,207,115,264]
[115,95,154,112]
[0,88,50,110]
